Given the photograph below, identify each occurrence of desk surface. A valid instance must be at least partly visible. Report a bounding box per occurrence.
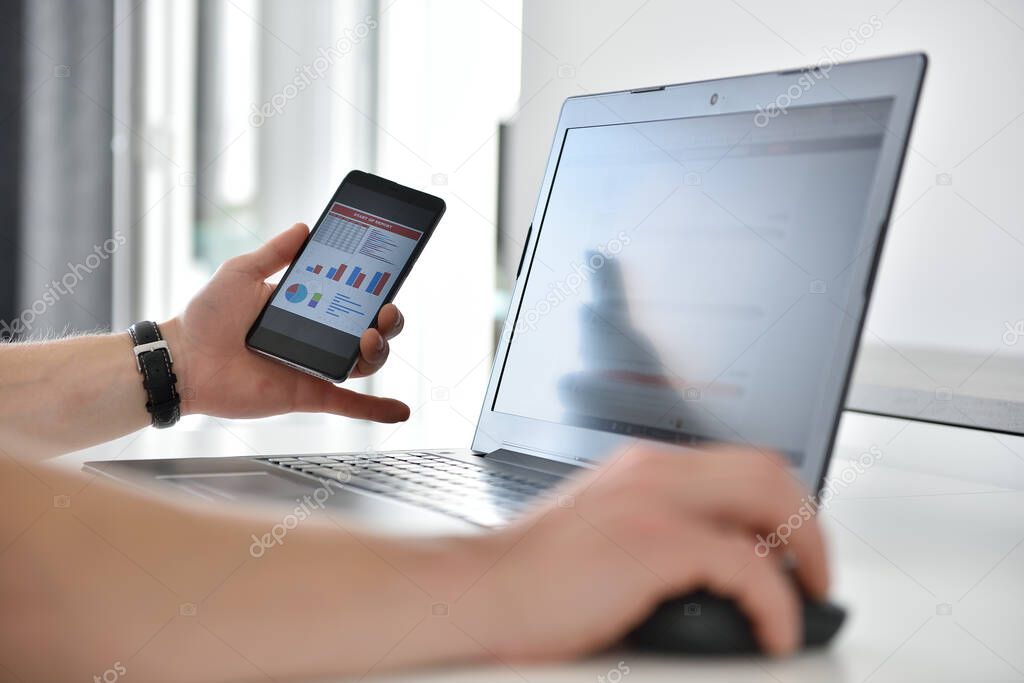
[63,412,1024,682]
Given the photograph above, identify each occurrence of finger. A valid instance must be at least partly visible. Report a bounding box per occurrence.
[698,451,830,599]
[292,375,410,422]
[684,481,828,599]
[696,528,803,656]
[349,328,389,379]
[633,446,830,599]
[324,389,409,423]
[649,523,802,656]
[377,304,404,340]
[237,223,310,279]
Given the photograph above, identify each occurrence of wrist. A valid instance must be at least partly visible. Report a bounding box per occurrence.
[422,531,522,663]
[382,534,504,669]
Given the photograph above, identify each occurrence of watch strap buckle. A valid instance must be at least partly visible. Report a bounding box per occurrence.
[133,340,173,370]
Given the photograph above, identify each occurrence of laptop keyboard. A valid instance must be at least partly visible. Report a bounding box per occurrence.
[263,451,560,527]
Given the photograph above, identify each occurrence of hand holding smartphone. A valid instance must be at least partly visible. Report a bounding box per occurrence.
[246,171,445,381]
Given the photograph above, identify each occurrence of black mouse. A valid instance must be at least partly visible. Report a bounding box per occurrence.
[626,590,846,655]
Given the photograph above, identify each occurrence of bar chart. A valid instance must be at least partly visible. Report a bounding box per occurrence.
[307,263,349,282]
[305,263,391,296]
[347,267,365,288]
[366,271,391,296]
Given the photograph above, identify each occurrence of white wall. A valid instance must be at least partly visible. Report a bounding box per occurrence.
[505,0,1024,368]
[368,0,522,450]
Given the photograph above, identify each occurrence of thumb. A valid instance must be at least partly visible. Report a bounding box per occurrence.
[242,223,310,279]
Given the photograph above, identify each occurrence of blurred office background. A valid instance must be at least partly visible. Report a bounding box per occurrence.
[2,0,1023,456]
[1,0,521,454]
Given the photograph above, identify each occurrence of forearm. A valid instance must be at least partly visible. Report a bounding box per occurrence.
[0,327,176,459]
[0,456,490,682]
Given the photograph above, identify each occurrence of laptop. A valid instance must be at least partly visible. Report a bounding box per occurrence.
[88,54,927,536]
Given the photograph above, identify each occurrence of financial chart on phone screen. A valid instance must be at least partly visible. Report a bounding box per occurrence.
[271,203,422,337]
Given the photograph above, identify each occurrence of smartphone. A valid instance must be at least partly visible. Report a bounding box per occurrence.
[246,171,445,382]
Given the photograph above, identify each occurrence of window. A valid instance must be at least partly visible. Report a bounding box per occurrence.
[115,0,522,449]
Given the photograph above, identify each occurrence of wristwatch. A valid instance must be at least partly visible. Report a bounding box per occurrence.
[128,321,181,428]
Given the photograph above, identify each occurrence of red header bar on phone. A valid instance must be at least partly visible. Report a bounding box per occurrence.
[330,203,422,241]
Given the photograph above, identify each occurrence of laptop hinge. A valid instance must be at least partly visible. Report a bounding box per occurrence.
[484,448,580,476]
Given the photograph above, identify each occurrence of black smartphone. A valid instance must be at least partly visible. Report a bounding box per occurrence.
[246,171,445,382]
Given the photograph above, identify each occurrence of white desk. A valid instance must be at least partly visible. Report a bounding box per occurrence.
[62,412,1024,682]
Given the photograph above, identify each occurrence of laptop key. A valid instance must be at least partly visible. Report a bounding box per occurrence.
[354,481,393,494]
[299,456,338,465]
[292,464,327,472]
[307,467,349,481]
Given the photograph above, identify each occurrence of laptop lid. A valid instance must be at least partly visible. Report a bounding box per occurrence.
[473,54,927,492]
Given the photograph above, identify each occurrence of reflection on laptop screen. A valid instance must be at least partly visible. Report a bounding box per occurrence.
[493,99,894,465]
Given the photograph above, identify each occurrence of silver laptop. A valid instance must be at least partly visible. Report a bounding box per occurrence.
[88,54,927,535]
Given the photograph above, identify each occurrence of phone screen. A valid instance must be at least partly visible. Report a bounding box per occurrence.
[247,171,445,381]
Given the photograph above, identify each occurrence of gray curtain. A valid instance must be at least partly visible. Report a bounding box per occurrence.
[0,0,25,336]
[16,0,114,338]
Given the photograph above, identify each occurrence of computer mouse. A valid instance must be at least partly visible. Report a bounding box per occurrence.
[626,589,846,655]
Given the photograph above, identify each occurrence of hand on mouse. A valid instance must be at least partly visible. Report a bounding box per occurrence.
[160,223,410,422]
[454,442,829,659]
[0,440,824,680]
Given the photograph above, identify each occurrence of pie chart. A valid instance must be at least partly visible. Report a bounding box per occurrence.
[284,283,308,303]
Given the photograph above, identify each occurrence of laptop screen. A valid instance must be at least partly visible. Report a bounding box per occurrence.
[492,98,894,465]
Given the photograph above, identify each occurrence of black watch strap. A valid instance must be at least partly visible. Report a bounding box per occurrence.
[128,321,181,428]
